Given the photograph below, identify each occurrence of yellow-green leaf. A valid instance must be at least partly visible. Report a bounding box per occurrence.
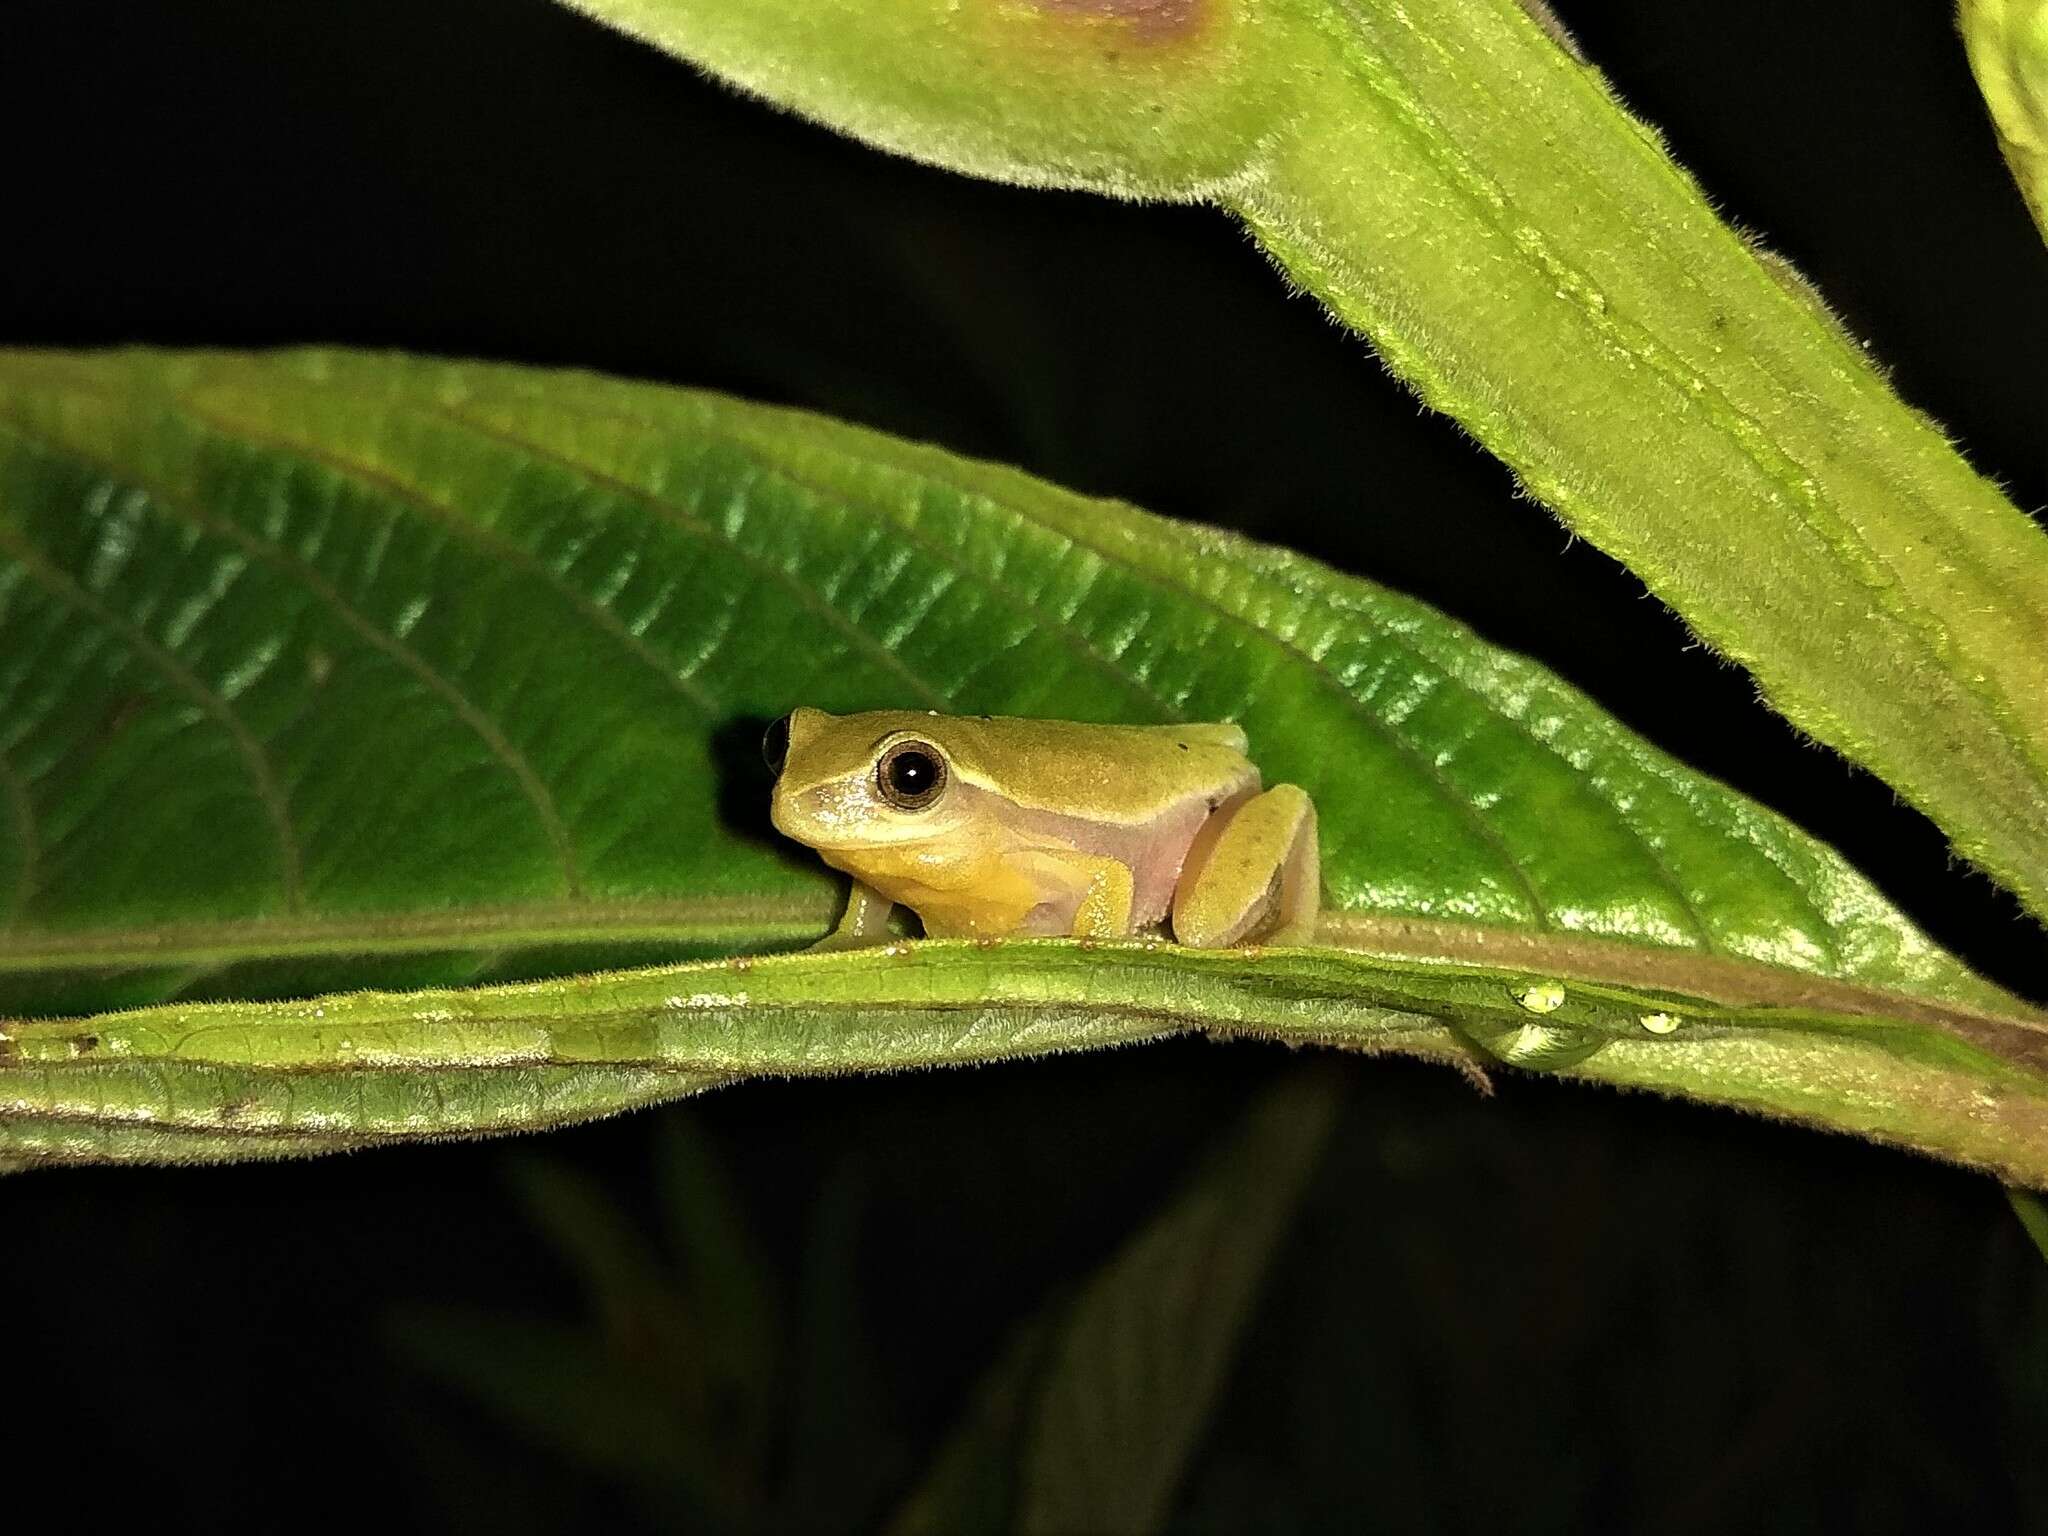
[554,0,2048,922]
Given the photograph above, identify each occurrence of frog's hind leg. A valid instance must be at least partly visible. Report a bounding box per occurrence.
[1171,785,1320,948]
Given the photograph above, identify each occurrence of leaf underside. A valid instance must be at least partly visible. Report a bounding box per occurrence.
[0,350,2042,1179]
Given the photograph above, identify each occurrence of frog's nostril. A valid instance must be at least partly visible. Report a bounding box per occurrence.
[762,713,793,776]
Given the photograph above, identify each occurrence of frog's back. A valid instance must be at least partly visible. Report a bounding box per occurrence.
[1149,721,1248,753]
[935,714,1257,825]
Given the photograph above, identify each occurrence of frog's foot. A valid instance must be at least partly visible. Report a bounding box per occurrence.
[808,880,899,951]
[1171,785,1320,948]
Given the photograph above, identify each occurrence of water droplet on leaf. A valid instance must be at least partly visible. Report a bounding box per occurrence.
[1484,1019,1605,1071]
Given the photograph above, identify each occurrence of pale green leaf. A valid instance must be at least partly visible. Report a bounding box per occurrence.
[556,0,2048,921]
[1961,0,2048,238]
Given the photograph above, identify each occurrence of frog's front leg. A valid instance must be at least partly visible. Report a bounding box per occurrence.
[811,879,899,950]
[1171,786,1320,947]
[1063,854,1137,940]
[1005,850,1137,939]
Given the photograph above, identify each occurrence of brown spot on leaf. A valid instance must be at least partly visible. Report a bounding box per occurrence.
[97,692,147,746]
[1030,0,1209,44]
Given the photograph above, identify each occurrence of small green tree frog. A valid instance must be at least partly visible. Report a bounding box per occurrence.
[764,709,1319,947]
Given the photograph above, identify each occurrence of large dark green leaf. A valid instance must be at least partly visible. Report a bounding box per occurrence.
[0,350,2042,1177]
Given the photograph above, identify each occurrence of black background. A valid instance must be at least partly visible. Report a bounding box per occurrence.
[3,2,2045,1530]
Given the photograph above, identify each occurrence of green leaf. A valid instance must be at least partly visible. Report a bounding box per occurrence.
[0,349,2044,1181]
[890,1067,1341,1534]
[2010,1186,2048,1265]
[555,0,2048,922]
[1962,0,2048,238]
[652,1113,780,1427]
[778,1162,905,1529]
[390,1308,725,1519]
[393,1122,884,1534]
[1017,1067,1340,1533]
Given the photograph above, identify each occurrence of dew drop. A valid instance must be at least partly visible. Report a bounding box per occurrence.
[1514,981,1567,1014]
[1639,1011,1681,1035]
[1484,1019,1605,1071]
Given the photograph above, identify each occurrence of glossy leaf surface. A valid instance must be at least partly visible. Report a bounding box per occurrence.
[557,0,2048,922]
[0,350,2042,1177]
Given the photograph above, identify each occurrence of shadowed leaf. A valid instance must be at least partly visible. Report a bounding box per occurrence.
[892,1066,1342,1533]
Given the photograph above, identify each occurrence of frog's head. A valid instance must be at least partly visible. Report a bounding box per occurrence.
[765,708,976,855]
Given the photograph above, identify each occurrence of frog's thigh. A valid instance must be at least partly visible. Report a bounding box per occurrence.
[1171,785,1320,948]
[811,879,897,950]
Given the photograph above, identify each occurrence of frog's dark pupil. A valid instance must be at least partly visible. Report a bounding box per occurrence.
[878,742,946,808]
[887,750,938,797]
[762,713,792,776]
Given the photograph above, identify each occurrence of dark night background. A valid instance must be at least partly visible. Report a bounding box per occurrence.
[4,1,2046,1530]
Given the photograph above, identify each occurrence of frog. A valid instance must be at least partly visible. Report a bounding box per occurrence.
[763,708,1319,948]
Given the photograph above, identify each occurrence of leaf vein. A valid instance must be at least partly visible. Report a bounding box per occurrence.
[6,410,586,899]
[175,397,724,718]
[429,403,954,710]
[0,495,307,912]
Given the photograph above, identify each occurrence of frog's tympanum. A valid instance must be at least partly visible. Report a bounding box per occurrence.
[764,709,1319,948]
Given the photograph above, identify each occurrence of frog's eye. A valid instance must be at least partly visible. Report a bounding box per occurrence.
[877,740,947,810]
[762,713,793,776]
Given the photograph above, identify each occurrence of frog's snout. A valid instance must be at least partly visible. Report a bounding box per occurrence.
[767,778,803,843]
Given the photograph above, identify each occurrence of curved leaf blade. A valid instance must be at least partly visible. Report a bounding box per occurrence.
[4,935,2045,1180]
[891,1067,1341,1534]
[0,349,2041,1178]
[556,0,2048,921]
[1962,0,2048,238]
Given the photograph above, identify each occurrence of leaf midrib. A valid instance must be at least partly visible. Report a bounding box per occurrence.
[5,905,2040,1041]
[0,893,834,965]
[1316,0,2039,719]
